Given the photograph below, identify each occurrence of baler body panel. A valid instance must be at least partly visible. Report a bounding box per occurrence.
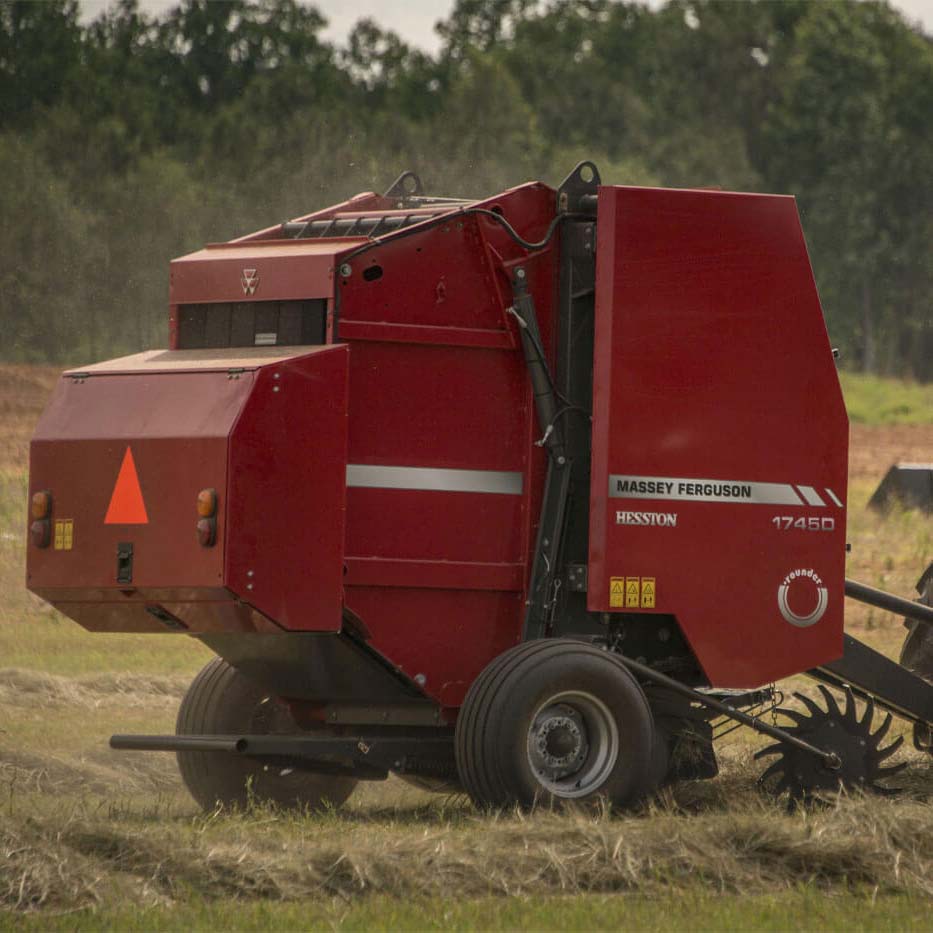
[334,182,557,705]
[588,186,849,687]
[225,344,349,633]
[28,175,857,709]
[170,239,367,305]
[28,345,348,636]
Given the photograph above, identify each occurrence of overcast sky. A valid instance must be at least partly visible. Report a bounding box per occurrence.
[77,0,933,47]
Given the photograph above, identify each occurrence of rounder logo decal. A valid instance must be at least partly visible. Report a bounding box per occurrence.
[777,568,828,628]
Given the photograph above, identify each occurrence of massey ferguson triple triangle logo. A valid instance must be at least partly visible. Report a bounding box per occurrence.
[241,268,259,295]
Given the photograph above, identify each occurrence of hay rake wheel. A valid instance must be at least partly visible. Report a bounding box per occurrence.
[755,685,907,803]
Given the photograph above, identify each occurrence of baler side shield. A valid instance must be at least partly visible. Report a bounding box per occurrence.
[588,186,849,687]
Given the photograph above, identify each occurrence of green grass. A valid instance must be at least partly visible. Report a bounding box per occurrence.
[839,372,933,425]
[7,889,932,932]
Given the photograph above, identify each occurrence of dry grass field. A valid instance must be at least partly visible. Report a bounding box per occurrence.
[1,364,931,930]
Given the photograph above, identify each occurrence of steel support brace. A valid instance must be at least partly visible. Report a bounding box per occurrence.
[617,655,841,768]
[510,269,574,640]
[845,577,933,626]
[811,633,933,727]
[523,461,572,640]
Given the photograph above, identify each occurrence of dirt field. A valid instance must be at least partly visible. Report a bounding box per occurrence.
[1,364,931,928]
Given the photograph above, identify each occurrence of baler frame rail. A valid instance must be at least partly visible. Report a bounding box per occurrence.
[811,633,933,730]
[617,655,842,769]
[110,733,455,781]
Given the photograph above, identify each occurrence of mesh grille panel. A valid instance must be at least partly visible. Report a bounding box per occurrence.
[178,300,326,349]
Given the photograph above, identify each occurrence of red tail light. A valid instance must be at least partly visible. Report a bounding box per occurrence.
[29,490,52,547]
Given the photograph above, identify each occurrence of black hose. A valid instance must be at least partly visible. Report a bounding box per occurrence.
[338,207,591,266]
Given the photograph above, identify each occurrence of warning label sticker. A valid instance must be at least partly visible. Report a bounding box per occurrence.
[53,519,74,551]
[641,577,656,608]
[609,577,625,608]
[609,575,658,609]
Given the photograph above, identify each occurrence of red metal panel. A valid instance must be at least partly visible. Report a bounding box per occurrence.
[345,488,525,565]
[345,587,524,707]
[170,239,367,304]
[49,598,282,634]
[331,183,561,700]
[28,371,250,596]
[225,345,349,632]
[27,347,346,637]
[344,341,529,472]
[588,186,848,687]
[337,320,514,350]
[337,214,506,331]
[344,558,525,592]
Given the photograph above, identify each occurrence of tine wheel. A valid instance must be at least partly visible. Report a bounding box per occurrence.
[756,686,907,803]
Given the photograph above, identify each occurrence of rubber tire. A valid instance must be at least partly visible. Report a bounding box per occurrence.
[176,657,357,812]
[455,639,655,810]
[900,570,933,754]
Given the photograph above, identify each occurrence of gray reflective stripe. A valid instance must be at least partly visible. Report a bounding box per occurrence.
[346,464,523,495]
[797,485,827,507]
[825,488,844,508]
[608,474,803,505]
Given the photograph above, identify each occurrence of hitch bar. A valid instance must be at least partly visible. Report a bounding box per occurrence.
[111,733,454,780]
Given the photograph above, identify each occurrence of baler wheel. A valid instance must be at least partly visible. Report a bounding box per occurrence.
[176,657,357,812]
[455,639,655,810]
[755,685,906,802]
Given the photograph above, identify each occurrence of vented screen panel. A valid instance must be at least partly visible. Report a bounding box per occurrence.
[178,300,326,349]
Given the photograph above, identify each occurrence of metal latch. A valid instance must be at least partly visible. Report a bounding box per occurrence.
[116,542,133,584]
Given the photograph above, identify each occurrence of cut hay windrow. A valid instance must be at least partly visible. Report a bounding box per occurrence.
[2,767,932,913]
[0,668,188,709]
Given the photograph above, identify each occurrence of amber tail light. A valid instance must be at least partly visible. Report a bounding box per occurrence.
[196,488,217,546]
[29,490,52,548]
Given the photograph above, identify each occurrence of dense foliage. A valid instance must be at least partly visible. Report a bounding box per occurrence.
[1,0,930,376]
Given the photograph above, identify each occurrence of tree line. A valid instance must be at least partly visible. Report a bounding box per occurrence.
[1,0,931,378]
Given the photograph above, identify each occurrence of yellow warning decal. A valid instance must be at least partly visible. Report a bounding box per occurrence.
[609,577,625,608]
[53,519,74,551]
[641,577,656,608]
[609,575,658,609]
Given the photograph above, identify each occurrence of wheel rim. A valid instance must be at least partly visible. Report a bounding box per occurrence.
[526,690,619,798]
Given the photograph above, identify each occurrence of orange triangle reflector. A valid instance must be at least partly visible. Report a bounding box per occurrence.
[104,446,149,524]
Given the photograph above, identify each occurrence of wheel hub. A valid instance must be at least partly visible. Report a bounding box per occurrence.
[525,691,620,798]
[529,704,589,779]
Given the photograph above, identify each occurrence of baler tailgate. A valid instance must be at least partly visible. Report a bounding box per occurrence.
[28,344,349,634]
